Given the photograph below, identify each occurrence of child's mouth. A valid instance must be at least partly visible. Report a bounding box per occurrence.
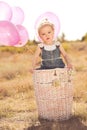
[47,38,50,40]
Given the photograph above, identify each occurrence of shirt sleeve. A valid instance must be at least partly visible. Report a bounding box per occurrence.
[38,43,44,48]
[55,41,60,46]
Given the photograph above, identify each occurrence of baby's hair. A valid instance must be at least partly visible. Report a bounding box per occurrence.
[38,19,54,34]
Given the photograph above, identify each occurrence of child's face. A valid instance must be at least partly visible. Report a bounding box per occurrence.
[38,25,54,44]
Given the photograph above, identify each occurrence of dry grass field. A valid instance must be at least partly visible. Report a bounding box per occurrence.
[0,41,87,130]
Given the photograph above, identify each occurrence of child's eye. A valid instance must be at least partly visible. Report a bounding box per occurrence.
[42,33,45,36]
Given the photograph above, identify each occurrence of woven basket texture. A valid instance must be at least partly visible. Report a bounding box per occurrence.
[34,68,73,121]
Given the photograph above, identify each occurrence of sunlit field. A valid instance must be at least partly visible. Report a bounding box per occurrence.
[0,41,87,130]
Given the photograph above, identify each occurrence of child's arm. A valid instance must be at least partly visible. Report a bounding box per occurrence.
[59,44,73,69]
[32,46,41,71]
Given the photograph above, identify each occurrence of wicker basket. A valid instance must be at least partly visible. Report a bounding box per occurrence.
[33,68,73,121]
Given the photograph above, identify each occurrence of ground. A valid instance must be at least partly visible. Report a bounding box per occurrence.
[0,41,87,130]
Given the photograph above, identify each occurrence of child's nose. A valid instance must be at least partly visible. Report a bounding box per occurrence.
[46,33,49,37]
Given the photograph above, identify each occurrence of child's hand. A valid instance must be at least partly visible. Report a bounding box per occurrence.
[67,63,73,70]
[29,68,34,73]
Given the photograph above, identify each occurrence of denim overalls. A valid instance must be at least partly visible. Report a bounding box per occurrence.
[39,43,65,69]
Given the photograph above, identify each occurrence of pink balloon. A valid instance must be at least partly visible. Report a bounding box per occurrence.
[0,1,12,21]
[11,6,24,25]
[35,11,60,41]
[0,21,20,46]
[14,25,29,47]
